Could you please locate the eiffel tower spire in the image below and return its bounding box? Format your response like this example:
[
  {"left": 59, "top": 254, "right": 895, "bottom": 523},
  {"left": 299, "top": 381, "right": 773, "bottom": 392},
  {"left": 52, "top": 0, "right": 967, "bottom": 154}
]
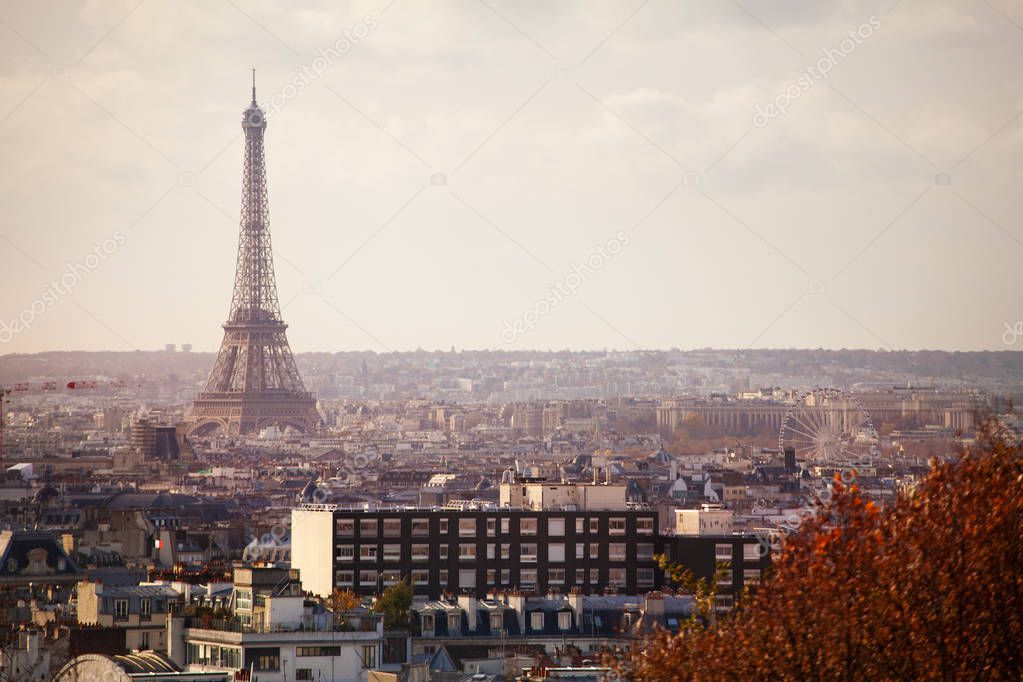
[{"left": 190, "top": 75, "right": 319, "bottom": 436}]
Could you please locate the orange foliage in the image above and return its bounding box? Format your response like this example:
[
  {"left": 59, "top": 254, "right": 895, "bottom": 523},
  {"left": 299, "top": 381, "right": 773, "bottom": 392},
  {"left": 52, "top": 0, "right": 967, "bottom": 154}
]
[{"left": 614, "top": 424, "right": 1023, "bottom": 680}]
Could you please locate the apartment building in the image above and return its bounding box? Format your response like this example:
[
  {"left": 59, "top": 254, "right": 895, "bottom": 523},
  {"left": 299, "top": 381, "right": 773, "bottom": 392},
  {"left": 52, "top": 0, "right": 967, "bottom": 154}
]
[
  {"left": 76, "top": 581, "right": 183, "bottom": 652},
  {"left": 167, "top": 569, "right": 386, "bottom": 682},
  {"left": 291, "top": 505, "right": 769, "bottom": 605}
]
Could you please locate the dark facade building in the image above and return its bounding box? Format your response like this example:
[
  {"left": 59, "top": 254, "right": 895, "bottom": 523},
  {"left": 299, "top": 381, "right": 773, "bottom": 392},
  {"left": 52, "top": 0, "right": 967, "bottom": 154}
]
[{"left": 291, "top": 506, "right": 768, "bottom": 606}]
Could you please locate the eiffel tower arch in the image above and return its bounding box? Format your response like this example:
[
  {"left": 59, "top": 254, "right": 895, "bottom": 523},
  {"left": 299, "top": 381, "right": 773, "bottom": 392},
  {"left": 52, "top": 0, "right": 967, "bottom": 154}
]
[{"left": 190, "top": 73, "right": 319, "bottom": 436}]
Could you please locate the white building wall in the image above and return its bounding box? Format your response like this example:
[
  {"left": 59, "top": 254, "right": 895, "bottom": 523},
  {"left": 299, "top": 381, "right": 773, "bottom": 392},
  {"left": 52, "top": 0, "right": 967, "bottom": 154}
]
[
  {"left": 675, "top": 509, "right": 734, "bottom": 536},
  {"left": 278, "top": 642, "right": 371, "bottom": 682},
  {"left": 290, "top": 508, "right": 335, "bottom": 598},
  {"left": 500, "top": 482, "right": 629, "bottom": 510}
]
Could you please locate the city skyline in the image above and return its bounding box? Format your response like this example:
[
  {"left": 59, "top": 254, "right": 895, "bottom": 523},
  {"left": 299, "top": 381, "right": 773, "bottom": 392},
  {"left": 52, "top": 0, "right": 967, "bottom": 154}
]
[{"left": 2, "top": 1, "right": 1022, "bottom": 354}]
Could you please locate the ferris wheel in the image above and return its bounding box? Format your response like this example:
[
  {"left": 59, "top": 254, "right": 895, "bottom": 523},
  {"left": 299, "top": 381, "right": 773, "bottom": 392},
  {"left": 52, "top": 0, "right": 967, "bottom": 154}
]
[{"left": 779, "top": 388, "right": 877, "bottom": 462}]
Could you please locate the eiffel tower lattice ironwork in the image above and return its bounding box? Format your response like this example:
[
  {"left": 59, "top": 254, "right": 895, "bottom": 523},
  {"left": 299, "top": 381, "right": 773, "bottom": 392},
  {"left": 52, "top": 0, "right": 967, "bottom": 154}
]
[{"left": 190, "top": 73, "right": 319, "bottom": 436}]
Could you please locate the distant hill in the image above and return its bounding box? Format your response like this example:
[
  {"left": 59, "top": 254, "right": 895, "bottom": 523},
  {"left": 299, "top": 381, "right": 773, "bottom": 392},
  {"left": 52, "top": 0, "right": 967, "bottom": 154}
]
[{"left": 1, "top": 349, "right": 1022, "bottom": 386}]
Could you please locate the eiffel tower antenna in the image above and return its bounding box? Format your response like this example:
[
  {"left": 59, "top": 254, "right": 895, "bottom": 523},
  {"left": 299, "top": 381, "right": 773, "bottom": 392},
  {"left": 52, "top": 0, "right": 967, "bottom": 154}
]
[{"left": 190, "top": 74, "right": 319, "bottom": 436}]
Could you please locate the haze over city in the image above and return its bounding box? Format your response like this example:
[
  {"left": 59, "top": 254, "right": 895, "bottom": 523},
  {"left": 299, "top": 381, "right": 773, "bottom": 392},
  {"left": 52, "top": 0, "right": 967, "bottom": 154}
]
[
  {"left": 1, "top": 3, "right": 1023, "bottom": 681},
  {"left": 2, "top": 0, "right": 1022, "bottom": 354}
]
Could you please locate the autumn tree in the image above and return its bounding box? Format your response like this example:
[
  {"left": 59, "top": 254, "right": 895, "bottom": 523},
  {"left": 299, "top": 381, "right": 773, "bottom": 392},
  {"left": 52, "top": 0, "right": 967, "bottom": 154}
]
[
  {"left": 616, "top": 424, "right": 1023, "bottom": 681},
  {"left": 325, "top": 587, "right": 361, "bottom": 628},
  {"left": 372, "top": 579, "right": 412, "bottom": 630}
]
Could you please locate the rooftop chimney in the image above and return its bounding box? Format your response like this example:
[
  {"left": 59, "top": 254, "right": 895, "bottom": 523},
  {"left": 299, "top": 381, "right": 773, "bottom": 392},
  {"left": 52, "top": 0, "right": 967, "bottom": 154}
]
[
  {"left": 784, "top": 447, "right": 797, "bottom": 473},
  {"left": 567, "top": 587, "right": 584, "bottom": 623},
  {"left": 457, "top": 594, "right": 477, "bottom": 632},
  {"left": 644, "top": 591, "right": 666, "bottom": 618}
]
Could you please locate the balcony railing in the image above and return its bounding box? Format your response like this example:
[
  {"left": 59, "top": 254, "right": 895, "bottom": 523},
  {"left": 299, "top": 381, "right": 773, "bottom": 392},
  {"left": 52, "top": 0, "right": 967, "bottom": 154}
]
[{"left": 183, "top": 615, "right": 382, "bottom": 634}]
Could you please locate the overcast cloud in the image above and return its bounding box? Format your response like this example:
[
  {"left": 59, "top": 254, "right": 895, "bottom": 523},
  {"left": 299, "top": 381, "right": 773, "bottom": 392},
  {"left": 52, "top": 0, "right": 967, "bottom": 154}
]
[{"left": 1, "top": 0, "right": 1022, "bottom": 354}]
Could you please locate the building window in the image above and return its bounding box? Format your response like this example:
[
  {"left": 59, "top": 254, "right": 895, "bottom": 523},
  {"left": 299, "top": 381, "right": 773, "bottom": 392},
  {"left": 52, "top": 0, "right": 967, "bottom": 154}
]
[
  {"left": 140, "top": 598, "right": 151, "bottom": 621},
  {"left": 439, "top": 545, "right": 449, "bottom": 560},
  {"left": 520, "top": 544, "right": 537, "bottom": 562},
  {"left": 744, "top": 569, "right": 761, "bottom": 585},
  {"left": 412, "top": 518, "right": 430, "bottom": 536},
  {"left": 637, "top": 568, "right": 655, "bottom": 586},
  {"left": 486, "top": 518, "right": 497, "bottom": 536},
  {"left": 548, "top": 517, "right": 565, "bottom": 536},
  {"left": 114, "top": 599, "right": 128, "bottom": 621},
  {"left": 337, "top": 519, "right": 355, "bottom": 536},
  {"left": 609, "top": 518, "right": 626, "bottom": 535},
  {"left": 297, "top": 646, "right": 341, "bottom": 657},
  {"left": 411, "top": 544, "right": 429, "bottom": 562},
  {"left": 439, "top": 519, "right": 449, "bottom": 534},
  {"left": 412, "top": 570, "right": 429, "bottom": 586},
  {"left": 338, "top": 545, "right": 355, "bottom": 562},
  {"left": 485, "top": 543, "right": 495, "bottom": 559},
  {"left": 361, "top": 645, "right": 377, "bottom": 669},
  {"left": 383, "top": 544, "right": 401, "bottom": 561},
  {"left": 359, "top": 570, "right": 378, "bottom": 585},
  {"left": 140, "top": 631, "right": 150, "bottom": 649},
  {"left": 609, "top": 544, "right": 626, "bottom": 561},
  {"left": 575, "top": 543, "right": 584, "bottom": 559},
  {"left": 548, "top": 543, "right": 565, "bottom": 563},
  {"left": 459, "top": 569, "right": 476, "bottom": 588},
  {"left": 589, "top": 518, "right": 600, "bottom": 534},
  {"left": 637, "top": 517, "right": 654, "bottom": 534},
  {"left": 530, "top": 612, "right": 544, "bottom": 631},
  {"left": 575, "top": 568, "right": 586, "bottom": 584},
  {"left": 337, "top": 571, "right": 354, "bottom": 585},
  {"left": 520, "top": 518, "right": 538, "bottom": 535},
  {"left": 421, "top": 614, "right": 435, "bottom": 631},
  {"left": 383, "top": 518, "right": 402, "bottom": 537},
  {"left": 575, "top": 518, "right": 585, "bottom": 534},
  {"left": 589, "top": 568, "right": 599, "bottom": 584},
  {"left": 501, "top": 569, "right": 510, "bottom": 584},
  {"left": 448, "top": 613, "right": 461, "bottom": 632},
  {"left": 520, "top": 569, "right": 537, "bottom": 587},
  {"left": 360, "top": 545, "right": 378, "bottom": 560},
  {"left": 382, "top": 570, "right": 401, "bottom": 586},
  {"left": 589, "top": 543, "right": 600, "bottom": 559},
  {"left": 296, "top": 669, "right": 313, "bottom": 680},
  {"left": 636, "top": 543, "right": 654, "bottom": 560},
  {"left": 558, "top": 611, "right": 572, "bottom": 630},
  {"left": 250, "top": 648, "right": 281, "bottom": 672},
  {"left": 360, "top": 519, "right": 378, "bottom": 537},
  {"left": 500, "top": 518, "right": 510, "bottom": 534},
  {"left": 486, "top": 569, "right": 496, "bottom": 586},
  {"left": 500, "top": 544, "right": 510, "bottom": 559},
  {"left": 608, "top": 568, "right": 626, "bottom": 586},
  {"left": 743, "top": 543, "right": 762, "bottom": 561},
  {"left": 491, "top": 613, "right": 503, "bottom": 631},
  {"left": 548, "top": 568, "right": 565, "bottom": 584},
  {"left": 459, "top": 544, "right": 476, "bottom": 560},
  {"left": 439, "top": 570, "right": 448, "bottom": 585},
  {"left": 715, "top": 543, "right": 733, "bottom": 561},
  {"left": 458, "top": 519, "right": 476, "bottom": 536}
]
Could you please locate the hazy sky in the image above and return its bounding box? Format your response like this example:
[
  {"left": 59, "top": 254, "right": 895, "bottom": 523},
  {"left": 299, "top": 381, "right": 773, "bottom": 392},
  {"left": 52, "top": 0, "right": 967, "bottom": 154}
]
[{"left": 1, "top": 0, "right": 1022, "bottom": 355}]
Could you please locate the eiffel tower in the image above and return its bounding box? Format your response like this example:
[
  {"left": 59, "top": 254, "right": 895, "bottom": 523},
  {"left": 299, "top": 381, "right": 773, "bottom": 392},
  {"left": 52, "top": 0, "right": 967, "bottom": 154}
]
[{"left": 190, "top": 73, "right": 319, "bottom": 436}]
